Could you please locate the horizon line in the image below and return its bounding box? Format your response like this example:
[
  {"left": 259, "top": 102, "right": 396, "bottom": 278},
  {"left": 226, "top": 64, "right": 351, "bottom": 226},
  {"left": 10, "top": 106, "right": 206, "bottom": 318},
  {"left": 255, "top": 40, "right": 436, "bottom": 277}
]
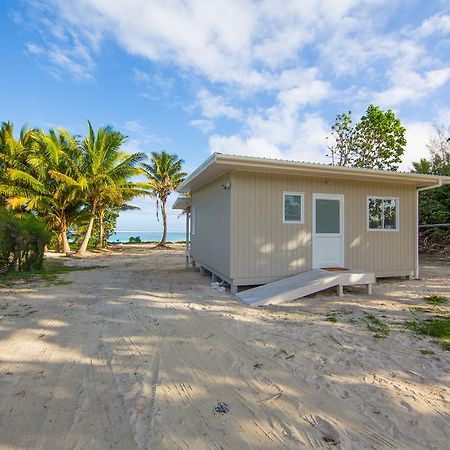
[{"left": 114, "top": 230, "right": 185, "bottom": 233}]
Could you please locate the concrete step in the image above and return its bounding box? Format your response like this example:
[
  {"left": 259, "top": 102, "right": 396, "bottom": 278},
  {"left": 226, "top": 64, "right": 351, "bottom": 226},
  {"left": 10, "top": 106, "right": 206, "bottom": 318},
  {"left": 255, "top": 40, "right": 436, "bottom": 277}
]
[{"left": 237, "top": 269, "right": 375, "bottom": 306}]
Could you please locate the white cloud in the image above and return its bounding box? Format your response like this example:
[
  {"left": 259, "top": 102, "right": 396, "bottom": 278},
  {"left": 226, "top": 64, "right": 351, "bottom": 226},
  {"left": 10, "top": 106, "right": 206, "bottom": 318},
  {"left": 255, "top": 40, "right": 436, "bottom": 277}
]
[
  {"left": 284, "top": 115, "right": 330, "bottom": 163},
  {"left": 25, "top": 43, "right": 44, "bottom": 55},
  {"left": 25, "top": 1, "right": 450, "bottom": 102},
  {"left": 374, "top": 67, "right": 450, "bottom": 106},
  {"left": 196, "top": 89, "right": 242, "bottom": 120},
  {"left": 417, "top": 14, "right": 450, "bottom": 37},
  {"left": 277, "top": 69, "right": 331, "bottom": 111},
  {"left": 209, "top": 134, "right": 283, "bottom": 159},
  {"left": 21, "top": 0, "right": 450, "bottom": 170},
  {"left": 190, "top": 119, "right": 215, "bottom": 133},
  {"left": 28, "top": 0, "right": 379, "bottom": 89},
  {"left": 132, "top": 68, "right": 174, "bottom": 99},
  {"left": 25, "top": 34, "right": 95, "bottom": 81},
  {"left": 124, "top": 120, "right": 145, "bottom": 133},
  {"left": 401, "top": 121, "right": 434, "bottom": 171},
  {"left": 122, "top": 121, "right": 170, "bottom": 154},
  {"left": 209, "top": 107, "right": 330, "bottom": 164},
  {"left": 436, "top": 107, "right": 450, "bottom": 124}
]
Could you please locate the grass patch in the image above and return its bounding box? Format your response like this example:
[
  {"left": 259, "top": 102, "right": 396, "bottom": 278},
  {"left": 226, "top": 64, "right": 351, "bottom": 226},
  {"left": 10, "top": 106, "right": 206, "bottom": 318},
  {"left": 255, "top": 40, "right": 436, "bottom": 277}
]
[
  {"left": 405, "top": 318, "right": 450, "bottom": 339},
  {"left": 54, "top": 280, "right": 73, "bottom": 286},
  {"left": 405, "top": 317, "right": 450, "bottom": 351},
  {"left": 419, "top": 349, "right": 435, "bottom": 355},
  {"left": 325, "top": 315, "right": 338, "bottom": 323},
  {"left": 364, "top": 313, "right": 390, "bottom": 337},
  {"left": 409, "top": 306, "right": 435, "bottom": 313},
  {"left": 0, "top": 261, "right": 106, "bottom": 287},
  {"left": 424, "top": 295, "right": 449, "bottom": 305}
]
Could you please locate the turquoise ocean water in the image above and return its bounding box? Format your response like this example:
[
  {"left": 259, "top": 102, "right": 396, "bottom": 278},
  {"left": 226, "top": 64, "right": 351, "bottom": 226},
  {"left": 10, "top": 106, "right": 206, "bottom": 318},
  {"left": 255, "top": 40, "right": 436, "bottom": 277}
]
[{"left": 108, "top": 231, "right": 186, "bottom": 243}]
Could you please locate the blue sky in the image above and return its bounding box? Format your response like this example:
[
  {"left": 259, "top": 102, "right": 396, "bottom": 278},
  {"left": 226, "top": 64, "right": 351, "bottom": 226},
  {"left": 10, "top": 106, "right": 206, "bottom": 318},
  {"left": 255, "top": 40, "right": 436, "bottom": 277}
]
[{"left": 1, "top": 0, "right": 450, "bottom": 232}]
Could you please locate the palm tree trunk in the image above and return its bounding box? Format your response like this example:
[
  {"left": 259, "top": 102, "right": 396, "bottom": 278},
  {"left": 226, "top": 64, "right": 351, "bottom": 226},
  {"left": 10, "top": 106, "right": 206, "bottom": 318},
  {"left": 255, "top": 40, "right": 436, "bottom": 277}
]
[
  {"left": 62, "top": 232, "right": 70, "bottom": 254},
  {"left": 59, "top": 217, "right": 71, "bottom": 254},
  {"left": 160, "top": 200, "right": 167, "bottom": 245},
  {"left": 77, "top": 214, "right": 95, "bottom": 256},
  {"left": 96, "top": 210, "right": 105, "bottom": 249}
]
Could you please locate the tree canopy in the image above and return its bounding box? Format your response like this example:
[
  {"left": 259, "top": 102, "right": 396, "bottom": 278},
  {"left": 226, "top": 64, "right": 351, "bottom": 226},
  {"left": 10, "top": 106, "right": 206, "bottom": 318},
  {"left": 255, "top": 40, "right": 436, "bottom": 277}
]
[
  {"left": 412, "top": 125, "right": 450, "bottom": 225},
  {"left": 0, "top": 120, "right": 149, "bottom": 258},
  {"left": 327, "top": 105, "right": 406, "bottom": 171}
]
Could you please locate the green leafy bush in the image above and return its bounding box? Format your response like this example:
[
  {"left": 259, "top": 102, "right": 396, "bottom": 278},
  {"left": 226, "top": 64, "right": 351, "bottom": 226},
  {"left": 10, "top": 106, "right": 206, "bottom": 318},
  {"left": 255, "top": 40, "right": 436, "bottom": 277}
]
[
  {"left": 0, "top": 208, "right": 50, "bottom": 272},
  {"left": 128, "top": 236, "right": 142, "bottom": 243}
]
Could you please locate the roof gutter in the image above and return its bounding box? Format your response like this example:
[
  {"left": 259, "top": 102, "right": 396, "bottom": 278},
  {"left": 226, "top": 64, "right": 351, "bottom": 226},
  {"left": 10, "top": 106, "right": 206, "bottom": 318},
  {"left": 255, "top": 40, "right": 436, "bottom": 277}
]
[
  {"left": 415, "top": 178, "right": 443, "bottom": 279},
  {"left": 417, "top": 178, "right": 443, "bottom": 192}
]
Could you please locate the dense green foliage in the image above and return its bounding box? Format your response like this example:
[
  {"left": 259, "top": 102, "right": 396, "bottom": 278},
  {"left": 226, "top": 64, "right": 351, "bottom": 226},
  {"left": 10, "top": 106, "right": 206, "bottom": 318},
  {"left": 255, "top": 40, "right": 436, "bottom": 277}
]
[
  {"left": 0, "top": 121, "right": 149, "bottom": 256},
  {"left": 412, "top": 126, "right": 450, "bottom": 253},
  {"left": 141, "top": 152, "right": 187, "bottom": 245},
  {"left": 327, "top": 105, "right": 406, "bottom": 170},
  {"left": 0, "top": 208, "right": 49, "bottom": 272},
  {"left": 412, "top": 126, "right": 450, "bottom": 225}
]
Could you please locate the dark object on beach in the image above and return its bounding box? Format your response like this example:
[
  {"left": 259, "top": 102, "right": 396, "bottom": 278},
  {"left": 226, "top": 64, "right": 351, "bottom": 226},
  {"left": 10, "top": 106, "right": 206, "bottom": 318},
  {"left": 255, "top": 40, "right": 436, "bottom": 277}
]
[{"left": 213, "top": 401, "right": 230, "bottom": 415}]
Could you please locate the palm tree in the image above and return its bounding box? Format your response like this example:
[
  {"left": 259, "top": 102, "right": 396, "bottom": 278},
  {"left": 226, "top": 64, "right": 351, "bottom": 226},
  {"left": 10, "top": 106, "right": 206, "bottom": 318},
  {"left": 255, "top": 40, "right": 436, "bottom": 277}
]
[
  {"left": 1, "top": 121, "right": 149, "bottom": 256},
  {"left": 73, "top": 122, "right": 147, "bottom": 256},
  {"left": 141, "top": 151, "right": 186, "bottom": 246},
  {"left": 0, "top": 122, "right": 40, "bottom": 207},
  {"left": 94, "top": 181, "right": 148, "bottom": 249},
  {"left": 35, "top": 129, "right": 84, "bottom": 253},
  {"left": 0, "top": 126, "right": 84, "bottom": 253}
]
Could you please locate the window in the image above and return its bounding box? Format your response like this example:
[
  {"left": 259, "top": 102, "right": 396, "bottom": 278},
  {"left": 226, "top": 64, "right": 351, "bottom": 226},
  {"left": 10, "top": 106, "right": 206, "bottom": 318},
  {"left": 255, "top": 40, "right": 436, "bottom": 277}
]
[
  {"left": 367, "top": 197, "right": 399, "bottom": 231},
  {"left": 283, "top": 192, "right": 304, "bottom": 223},
  {"left": 315, "top": 198, "right": 340, "bottom": 234},
  {"left": 190, "top": 205, "right": 196, "bottom": 235}
]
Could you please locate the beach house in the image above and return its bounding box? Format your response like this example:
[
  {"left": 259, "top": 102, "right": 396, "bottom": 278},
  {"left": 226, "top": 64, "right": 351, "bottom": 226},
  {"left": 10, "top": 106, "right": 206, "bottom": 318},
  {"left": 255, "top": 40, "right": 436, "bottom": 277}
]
[{"left": 174, "top": 153, "right": 450, "bottom": 294}]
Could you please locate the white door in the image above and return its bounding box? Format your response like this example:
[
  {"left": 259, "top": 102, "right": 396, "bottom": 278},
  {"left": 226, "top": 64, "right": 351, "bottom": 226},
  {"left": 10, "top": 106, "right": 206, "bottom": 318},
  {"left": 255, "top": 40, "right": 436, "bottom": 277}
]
[{"left": 312, "top": 194, "right": 344, "bottom": 269}]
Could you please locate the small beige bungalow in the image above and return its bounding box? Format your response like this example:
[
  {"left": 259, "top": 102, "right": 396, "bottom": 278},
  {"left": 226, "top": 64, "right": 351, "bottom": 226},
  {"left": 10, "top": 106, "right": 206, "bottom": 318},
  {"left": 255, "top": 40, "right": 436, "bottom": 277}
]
[{"left": 174, "top": 153, "right": 449, "bottom": 293}]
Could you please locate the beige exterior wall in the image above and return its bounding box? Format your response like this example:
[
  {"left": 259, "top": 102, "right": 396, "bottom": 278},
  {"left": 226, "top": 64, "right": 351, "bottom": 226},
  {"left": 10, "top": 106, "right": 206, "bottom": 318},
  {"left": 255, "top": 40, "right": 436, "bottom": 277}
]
[
  {"left": 190, "top": 174, "right": 231, "bottom": 280},
  {"left": 230, "top": 171, "right": 417, "bottom": 284}
]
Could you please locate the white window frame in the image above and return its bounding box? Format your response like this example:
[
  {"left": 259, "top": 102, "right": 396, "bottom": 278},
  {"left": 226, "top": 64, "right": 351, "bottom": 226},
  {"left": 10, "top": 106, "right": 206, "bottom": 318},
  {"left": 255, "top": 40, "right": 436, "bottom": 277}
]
[
  {"left": 367, "top": 196, "right": 399, "bottom": 232},
  {"left": 190, "top": 205, "right": 196, "bottom": 235},
  {"left": 282, "top": 191, "right": 305, "bottom": 224}
]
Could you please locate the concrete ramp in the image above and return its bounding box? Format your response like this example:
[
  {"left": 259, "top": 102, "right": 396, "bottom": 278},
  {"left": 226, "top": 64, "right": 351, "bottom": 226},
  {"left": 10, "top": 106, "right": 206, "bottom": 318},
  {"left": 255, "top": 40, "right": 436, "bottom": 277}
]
[{"left": 237, "top": 269, "right": 376, "bottom": 306}]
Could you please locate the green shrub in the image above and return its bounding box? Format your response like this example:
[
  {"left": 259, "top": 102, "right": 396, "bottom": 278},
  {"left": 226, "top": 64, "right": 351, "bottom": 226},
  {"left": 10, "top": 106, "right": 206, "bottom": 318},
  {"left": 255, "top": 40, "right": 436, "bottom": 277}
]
[
  {"left": 0, "top": 208, "right": 50, "bottom": 272},
  {"left": 128, "top": 236, "right": 142, "bottom": 243}
]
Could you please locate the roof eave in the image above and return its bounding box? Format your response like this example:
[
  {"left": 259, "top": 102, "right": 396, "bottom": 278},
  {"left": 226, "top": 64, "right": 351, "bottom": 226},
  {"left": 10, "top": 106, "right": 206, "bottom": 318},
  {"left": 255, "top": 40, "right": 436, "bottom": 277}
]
[
  {"left": 176, "top": 153, "right": 217, "bottom": 193},
  {"left": 179, "top": 153, "right": 450, "bottom": 192}
]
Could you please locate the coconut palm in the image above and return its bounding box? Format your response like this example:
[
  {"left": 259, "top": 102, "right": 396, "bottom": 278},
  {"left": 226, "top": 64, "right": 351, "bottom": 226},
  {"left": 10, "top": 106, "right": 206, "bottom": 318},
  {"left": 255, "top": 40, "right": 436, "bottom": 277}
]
[
  {"left": 1, "top": 121, "right": 148, "bottom": 256},
  {"left": 140, "top": 151, "right": 186, "bottom": 246},
  {"left": 33, "top": 129, "right": 84, "bottom": 252},
  {"left": 71, "top": 122, "right": 147, "bottom": 255},
  {"left": 0, "top": 126, "right": 84, "bottom": 253},
  {"left": 94, "top": 181, "right": 148, "bottom": 248},
  {"left": 0, "top": 122, "right": 40, "bottom": 207}
]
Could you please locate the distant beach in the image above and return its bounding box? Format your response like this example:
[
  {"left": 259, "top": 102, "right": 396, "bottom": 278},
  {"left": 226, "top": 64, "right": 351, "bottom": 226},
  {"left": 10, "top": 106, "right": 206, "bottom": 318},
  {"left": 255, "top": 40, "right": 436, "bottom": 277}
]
[{"left": 108, "top": 231, "right": 186, "bottom": 243}]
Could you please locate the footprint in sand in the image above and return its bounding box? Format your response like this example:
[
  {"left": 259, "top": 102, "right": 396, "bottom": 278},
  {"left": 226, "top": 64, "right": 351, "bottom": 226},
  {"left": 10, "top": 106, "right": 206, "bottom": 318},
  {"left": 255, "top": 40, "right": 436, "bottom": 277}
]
[
  {"left": 400, "top": 400, "right": 412, "bottom": 412},
  {"left": 305, "top": 415, "right": 341, "bottom": 446}
]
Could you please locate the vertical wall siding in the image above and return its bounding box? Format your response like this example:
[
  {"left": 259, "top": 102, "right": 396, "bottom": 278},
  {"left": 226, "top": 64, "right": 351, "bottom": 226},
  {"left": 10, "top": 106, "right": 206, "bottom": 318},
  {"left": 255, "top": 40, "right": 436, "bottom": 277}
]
[
  {"left": 231, "top": 171, "right": 416, "bottom": 281},
  {"left": 191, "top": 174, "right": 231, "bottom": 278}
]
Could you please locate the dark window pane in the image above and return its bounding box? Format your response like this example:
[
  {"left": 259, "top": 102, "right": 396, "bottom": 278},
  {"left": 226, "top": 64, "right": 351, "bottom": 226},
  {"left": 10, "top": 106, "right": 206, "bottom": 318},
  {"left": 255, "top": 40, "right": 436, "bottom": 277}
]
[
  {"left": 284, "top": 194, "right": 302, "bottom": 222},
  {"left": 369, "top": 198, "right": 383, "bottom": 229},
  {"left": 383, "top": 199, "right": 397, "bottom": 229},
  {"left": 316, "top": 199, "right": 340, "bottom": 233}
]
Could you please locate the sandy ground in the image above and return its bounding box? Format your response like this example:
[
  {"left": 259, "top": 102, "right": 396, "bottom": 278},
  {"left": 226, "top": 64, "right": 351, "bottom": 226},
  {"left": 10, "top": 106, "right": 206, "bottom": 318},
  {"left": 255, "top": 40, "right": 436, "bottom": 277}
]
[{"left": 0, "top": 245, "right": 449, "bottom": 449}]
